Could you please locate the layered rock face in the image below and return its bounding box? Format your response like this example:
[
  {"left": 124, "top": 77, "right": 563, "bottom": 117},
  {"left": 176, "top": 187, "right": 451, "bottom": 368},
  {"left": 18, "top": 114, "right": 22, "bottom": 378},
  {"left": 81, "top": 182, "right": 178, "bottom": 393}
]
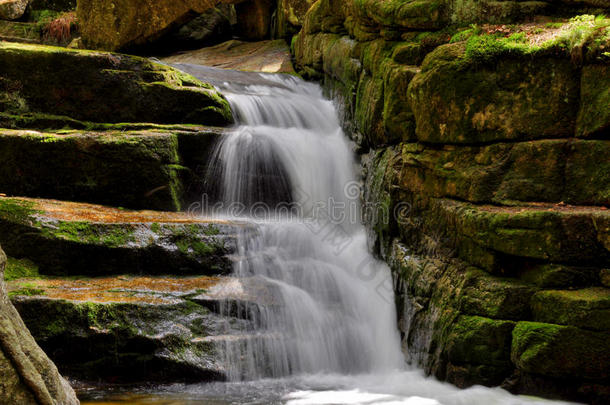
[
  {"left": 0, "top": 198, "right": 246, "bottom": 383},
  {"left": 0, "top": 245, "right": 80, "bottom": 404},
  {"left": 0, "top": 42, "right": 232, "bottom": 126},
  {"left": 292, "top": 1, "right": 609, "bottom": 403}
]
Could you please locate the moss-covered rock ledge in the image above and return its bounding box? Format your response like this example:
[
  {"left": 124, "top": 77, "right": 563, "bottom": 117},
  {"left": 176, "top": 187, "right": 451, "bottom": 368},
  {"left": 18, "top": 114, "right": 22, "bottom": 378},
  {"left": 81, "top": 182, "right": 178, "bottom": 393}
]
[
  {"left": 7, "top": 277, "right": 230, "bottom": 383},
  {"left": 0, "top": 42, "right": 233, "bottom": 126},
  {"left": 0, "top": 197, "right": 238, "bottom": 276},
  {"left": 0, "top": 127, "right": 226, "bottom": 211}
]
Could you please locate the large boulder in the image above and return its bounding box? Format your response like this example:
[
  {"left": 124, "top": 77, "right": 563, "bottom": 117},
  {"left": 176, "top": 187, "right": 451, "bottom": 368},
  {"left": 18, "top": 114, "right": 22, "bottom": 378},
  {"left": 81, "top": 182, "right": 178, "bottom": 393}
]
[
  {"left": 77, "top": 0, "right": 225, "bottom": 51},
  {"left": 408, "top": 43, "right": 580, "bottom": 144},
  {"left": 0, "top": 245, "right": 80, "bottom": 405},
  {"left": 0, "top": 42, "right": 232, "bottom": 126},
  {"left": 0, "top": 0, "right": 29, "bottom": 21}
]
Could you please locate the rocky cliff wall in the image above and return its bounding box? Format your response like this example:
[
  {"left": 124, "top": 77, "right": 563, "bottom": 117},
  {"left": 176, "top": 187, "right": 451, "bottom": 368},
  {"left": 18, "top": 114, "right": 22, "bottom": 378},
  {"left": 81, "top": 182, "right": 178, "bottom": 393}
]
[{"left": 292, "top": 1, "right": 610, "bottom": 403}]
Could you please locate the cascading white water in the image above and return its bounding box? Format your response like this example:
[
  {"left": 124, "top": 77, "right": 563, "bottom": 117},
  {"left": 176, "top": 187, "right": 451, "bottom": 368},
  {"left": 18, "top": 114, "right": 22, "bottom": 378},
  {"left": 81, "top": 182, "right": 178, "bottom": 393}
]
[
  {"left": 169, "top": 64, "right": 571, "bottom": 404},
  {"left": 175, "top": 64, "right": 404, "bottom": 380}
]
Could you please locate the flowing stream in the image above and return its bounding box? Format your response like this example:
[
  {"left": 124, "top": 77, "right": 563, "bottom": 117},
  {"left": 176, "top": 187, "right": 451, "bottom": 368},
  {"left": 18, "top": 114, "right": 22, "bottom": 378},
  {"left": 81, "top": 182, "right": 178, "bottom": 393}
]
[{"left": 83, "top": 65, "right": 571, "bottom": 404}]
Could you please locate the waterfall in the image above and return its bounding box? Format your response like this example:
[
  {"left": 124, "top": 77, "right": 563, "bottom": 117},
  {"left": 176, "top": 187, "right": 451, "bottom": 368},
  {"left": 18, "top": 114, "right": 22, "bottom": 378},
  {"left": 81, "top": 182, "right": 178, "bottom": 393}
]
[
  {"left": 173, "top": 64, "right": 405, "bottom": 380},
  {"left": 163, "top": 64, "right": 570, "bottom": 405}
]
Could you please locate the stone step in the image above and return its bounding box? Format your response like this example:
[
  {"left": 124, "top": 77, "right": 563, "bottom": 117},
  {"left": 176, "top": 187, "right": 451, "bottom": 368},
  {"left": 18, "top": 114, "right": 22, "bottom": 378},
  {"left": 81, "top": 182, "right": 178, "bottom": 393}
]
[
  {"left": 0, "top": 127, "right": 226, "bottom": 211},
  {"left": 413, "top": 198, "right": 610, "bottom": 275},
  {"left": 9, "top": 290, "right": 228, "bottom": 383},
  {"left": 5, "top": 272, "right": 289, "bottom": 383},
  {"left": 0, "top": 196, "right": 242, "bottom": 276}
]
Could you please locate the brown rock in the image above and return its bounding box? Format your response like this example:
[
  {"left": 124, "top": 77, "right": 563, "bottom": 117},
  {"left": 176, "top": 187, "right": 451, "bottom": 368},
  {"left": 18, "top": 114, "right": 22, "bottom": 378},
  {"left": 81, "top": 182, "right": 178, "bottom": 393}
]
[
  {"left": 234, "top": 0, "right": 274, "bottom": 40},
  {"left": 77, "top": 0, "right": 235, "bottom": 51},
  {"left": 162, "top": 39, "right": 295, "bottom": 74},
  {"left": 0, "top": 0, "right": 29, "bottom": 20}
]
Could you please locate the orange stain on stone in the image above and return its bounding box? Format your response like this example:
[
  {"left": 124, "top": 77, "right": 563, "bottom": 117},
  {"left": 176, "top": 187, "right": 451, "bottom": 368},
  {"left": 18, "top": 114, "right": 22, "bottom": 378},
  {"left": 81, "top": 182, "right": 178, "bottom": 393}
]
[
  {"left": 8, "top": 275, "right": 221, "bottom": 304},
  {"left": 3, "top": 196, "right": 231, "bottom": 224}
]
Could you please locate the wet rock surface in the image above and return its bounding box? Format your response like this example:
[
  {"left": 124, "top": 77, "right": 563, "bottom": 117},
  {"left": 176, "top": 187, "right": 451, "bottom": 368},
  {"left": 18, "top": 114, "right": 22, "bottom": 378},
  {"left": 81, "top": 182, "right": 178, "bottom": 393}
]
[
  {"left": 0, "top": 197, "right": 261, "bottom": 384},
  {"left": 162, "top": 39, "right": 296, "bottom": 74}
]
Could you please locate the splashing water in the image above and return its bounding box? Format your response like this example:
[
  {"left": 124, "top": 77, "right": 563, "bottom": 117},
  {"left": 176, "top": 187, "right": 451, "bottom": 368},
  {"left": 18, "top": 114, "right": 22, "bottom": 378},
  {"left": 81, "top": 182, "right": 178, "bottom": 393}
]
[{"left": 167, "top": 64, "right": 573, "bottom": 405}]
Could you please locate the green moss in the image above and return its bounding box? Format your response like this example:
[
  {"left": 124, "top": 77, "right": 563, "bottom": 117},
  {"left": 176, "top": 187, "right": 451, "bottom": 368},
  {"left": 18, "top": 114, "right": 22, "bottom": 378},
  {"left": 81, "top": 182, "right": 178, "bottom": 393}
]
[
  {"left": 40, "top": 221, "right": 136, "bottom": 248},
  {"left": 8, "top": 283, "right": 45, "bottom": 297},
  {"left": 511, "top": 321, "right": 610, "bottom": 379},
  {"left": 0, "top": 199, "right": 37, "bottom": 224},
  {"left": 4, "top": 257, "right": 40, "bottom": 281},
  {"left": 445, "top": 315, "right": 515, "bottom": 366},
  {"left": 459, "top": 15, "right": 610, "bottom": 65},
  {"left": 531, "top": 288, "right": 610, "bottom": 331},
  {"left": 0, "top": 42, "right": 233, "bottom": 126}
]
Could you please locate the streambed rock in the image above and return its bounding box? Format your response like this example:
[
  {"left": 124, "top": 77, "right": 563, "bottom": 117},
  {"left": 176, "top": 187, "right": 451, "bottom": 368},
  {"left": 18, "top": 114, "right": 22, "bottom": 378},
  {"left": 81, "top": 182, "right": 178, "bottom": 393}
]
[{"left": 162, "top": 39, "right": 296, "bottom": 74}]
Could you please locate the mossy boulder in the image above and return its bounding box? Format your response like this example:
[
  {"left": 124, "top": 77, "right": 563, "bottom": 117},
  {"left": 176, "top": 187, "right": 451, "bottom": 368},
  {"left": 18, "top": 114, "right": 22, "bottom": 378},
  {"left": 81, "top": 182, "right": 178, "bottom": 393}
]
[
  {"left": 531, "top": 288, "right": 610, "bottom": 330},
  {"left": 511, "top": 321, "right": 610, "bottom": 380},
  {"left": 408, "top": 43, "right": 580, "bottom": 144},
  {"left": 351, "top": 0, "right": 450, "bottom": 31},
  {"left": 383, "top": 63, "right": 418, "bottom": 143},
  {"left": 458, "top": 268, "right": 536, "bottom": 320},
  {"left": 399, "top": 139, "right": 610, "bottom": 206},
  {"left": 0, "top": 245, "right": 79, "bottom": 405},
  {"left": 0, "top": 42, "right": 232, "bottom": 126},
  {"left": 276, "top": 0, "right": 317, "bottom": 38},
  {"left": 444, "top": 315, "right": 515, "bottom": 386},
  {"left": 445, "top": 315, "right": 515, "bottom": 366},
  {"left": 435, "top": 199, "right": 610, "bottom": 269},
  {"left": 77, "top": 0, "right": 221, "bottom": 51},
  {"left": 11, "top": 295, "right": 225, "bottom": 382},
  {"left": 519, "top": 264, "right": 600, "bottom": 289}
]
